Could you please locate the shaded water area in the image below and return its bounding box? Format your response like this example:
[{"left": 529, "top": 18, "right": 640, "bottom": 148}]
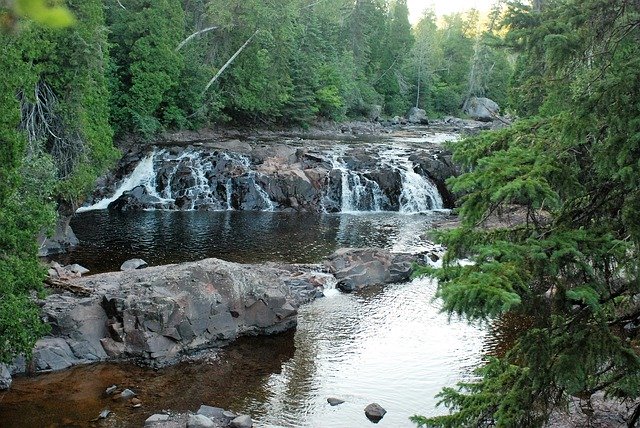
[{"left": 53, "top": 210, "right": 449, "bottom": 273}]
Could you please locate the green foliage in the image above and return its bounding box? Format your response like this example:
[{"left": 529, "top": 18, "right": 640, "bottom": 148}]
[{"left": 414, "top": 0, "right": 640, "bottom": 425}]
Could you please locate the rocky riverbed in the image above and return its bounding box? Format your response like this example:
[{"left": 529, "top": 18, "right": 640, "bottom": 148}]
[{"left": 1, "top": 247, "right": 433, "bottom": 391}]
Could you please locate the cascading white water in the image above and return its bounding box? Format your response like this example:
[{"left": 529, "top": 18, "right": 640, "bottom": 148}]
[
  {"left": 78, "top": 144, "right": 445, "bottom": 214},
  {"left": 380, "top": 148, "right": 443, "bottom": 212},
  {"left": 76, "top": 152, "right": 161, "bottom": 212},
  {"left": 327, "top": 146, "right": 444, "bottom": 213},
  {"left": 331, "top": 150, "right": 385, "bottom": 212}
]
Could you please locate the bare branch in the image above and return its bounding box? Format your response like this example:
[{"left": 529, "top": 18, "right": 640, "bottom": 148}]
[
  {"left": 202, "top": 30, "right": 258, "bottom": 95},
  {"left": 175, "top": 26, "right": 218, "bottom": 51}
]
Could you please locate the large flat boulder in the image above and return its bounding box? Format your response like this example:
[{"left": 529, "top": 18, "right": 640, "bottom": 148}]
[
  {"left": 35, "top": 258, "right": 321, "bottom": 370},
  {"left": 463, "top": 97, "right": 500, "bottom": 122}
]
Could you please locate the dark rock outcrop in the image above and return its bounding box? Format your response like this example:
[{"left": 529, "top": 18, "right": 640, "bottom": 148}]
[
  {"left": 0, "top": 364, "right": 11, "bottom": 390},
  {"left": 324, "top": 248, "right": 414, "bottom": 292},
  {"left": 364, "top": 403, "right": 387, "bottom": 422}
]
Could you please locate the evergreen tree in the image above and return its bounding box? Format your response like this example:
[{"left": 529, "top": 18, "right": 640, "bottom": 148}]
[{"left": 413, "top": 0, "right": 640, "bottom": 426}]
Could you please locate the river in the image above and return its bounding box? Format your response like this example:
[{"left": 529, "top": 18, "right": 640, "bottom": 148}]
[{"left": 1, "top": 129, "right": 493, "bottom": 427}]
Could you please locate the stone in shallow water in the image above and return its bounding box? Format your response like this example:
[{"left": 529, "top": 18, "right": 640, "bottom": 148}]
[
  {"left": 187, "top": 413, "right": 215, "bottom": 428},
  {"left": 120, "top": 258, "right": 148, "bottom": 271},
  {"left": 327, "top": 397, "right": 345, "bottom": 406},
  {"left": 364, "top": 403, "right": 387, "bottom": 422},
  {"left": 230, "top": 414, "right": 253, "bottom": 428}
]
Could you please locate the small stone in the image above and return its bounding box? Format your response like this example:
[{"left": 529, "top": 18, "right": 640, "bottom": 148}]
[
  {"left": 327, "top": 397, "right": 345, "bottom": 406},
  {"left": 105, "top": 385, "right": 117, "bottom": 395},
  {"left": 98, "top": 409, "right": 111, "bottom": 420},
  {"left": 364, "top": 403, "right": 387, "bottom": 422},
  {"left": 67, "top": 264, "right": 90, "bottom": 275},
  {"left": 132, "top": 403, "right": 142, "bottom": 409},
  {"left": 145, "top": 414, "right": 170, "bottom": 425},
  {"left": 120, "top": 258, "right": 148, "bottom": 271},
  {"left": 230, "top": 414, "right": 253, "bottom": 428},
  {"left": 119, "top": 388, "right": 136, "bottom": 399},
  {"left": 187, "top": 414, "right": 215, "bottom": 428},
  {"left": 222, "top": 411, "right": 236, "bottom": 419},
  {"left": 131, "top": 397, "right": 142, "bottom": 405}
]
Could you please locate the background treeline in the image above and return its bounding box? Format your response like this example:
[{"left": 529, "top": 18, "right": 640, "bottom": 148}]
[{"left": 104, "top": 0, "right": 512, "bottom": 136}]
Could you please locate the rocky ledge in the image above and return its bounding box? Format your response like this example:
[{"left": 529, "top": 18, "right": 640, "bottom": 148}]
[{"left": 1, "top": 247, "right": 436, "bottom": 389}]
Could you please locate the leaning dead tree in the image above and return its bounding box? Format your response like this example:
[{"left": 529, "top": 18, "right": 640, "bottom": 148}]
[
  {"left": 202, "top": 30, "right": 258, "bottom": 95},
  {"left": 19, "top": 81, "right": 84, "bottom": 179},
  {"left": 175, "top": 26, "right": 218, "bottom": 51}
]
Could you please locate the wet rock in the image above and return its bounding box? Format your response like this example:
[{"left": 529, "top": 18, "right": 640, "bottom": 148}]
[
  {"left": 327, "top": 397, "right": 345, "bottom": 406},
  {"left": 120, "top": 258, "right": 148, "bottom": 271},
  {"left": 30, "top": 258, "right": 310, "bottom": 370},
  {"left": 0, "top": 364, "right": 11, "bottom": 390},
  {"left": 230, "top": 414, "right": 253, "bottom": 428},
  {"left": 108, "top": 185, "right": 163, "bottom": 211},
  {"left": 131, "top": 397, "right": 142, "bottom": 406},
  {"left": 325, "top": 248, "right": 414, "bottom": 292},
  {"left": 37, "top": 215, "right": 79, "bottom": 257},
  {"left": 407, "top": 107, "right": 429, "bottom": 124},
  {"left": 364, "top": 403, "right": 387, "bottom": 422},
  {"left": 196, "top": 405, "right": 233, "bottom": 426},
  {"left": 463, "top": 97, "right": 500, "bottom": 122},
  {"left": 105, "top": 385, "right": 117, "bottom": 395},
  {"left": 187, "top": 414, "right": 215, "bottom": 428}
]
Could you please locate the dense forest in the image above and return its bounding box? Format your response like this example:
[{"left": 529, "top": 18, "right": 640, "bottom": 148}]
[{"left": 1, "top": 0, "right": 639, "bottom": 426}]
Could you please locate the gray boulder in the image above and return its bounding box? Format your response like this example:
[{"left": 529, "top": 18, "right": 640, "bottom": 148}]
[
  {"left": 324, "top": 248, "right": 414, "bottom": 292},
  {"left": 187, "top": 414, "right": 215, "bottom": 428},
  {"left": 407, "top": 107, "right": 429, "bottom": 124},
  {"left": 327, "top": 397, "right": 345, "bottom": 406},
  {"left": 364, "top": 403, "right": 387, "bottom": 422},
  {"left": 230, "top": 415, "right": 253, "bottom": 428},
  {"left": 32, "top": 258, "right": 311, "bottom": 370},
  {"left": 0, "top": 364, "right": 11, "bottom": 390},
  {"left": 197, "top": 405, "right": 234, "bottom": 426},
  {"left": 120, "top": 258, "right": 148, "bottom": 271},
  {"left": 37, "top": 215, "right": 79, "bottom": 257},
  {"left": 463, "top": 97, "right": 500, "bottom": 122}
]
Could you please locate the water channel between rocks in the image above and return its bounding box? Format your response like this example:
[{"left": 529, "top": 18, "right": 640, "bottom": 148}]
[{"left": 1, "top": 130, "right": 497, "bottom": 427}]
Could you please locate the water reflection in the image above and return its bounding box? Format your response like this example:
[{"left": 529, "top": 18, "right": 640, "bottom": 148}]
[{"left": 53, "top": 211, "right": 447, "bottom": 273}]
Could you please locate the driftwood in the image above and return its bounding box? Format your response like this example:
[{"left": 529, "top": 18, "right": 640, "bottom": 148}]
[
  {"left": 176, "top": 26, "right": 218, "bottom": 51},
  {"left": 202, "top": 30, "right": 258, "bottom": 95},
  {"left": 45, "top": 277, "right": 92, "bottom": 297}
]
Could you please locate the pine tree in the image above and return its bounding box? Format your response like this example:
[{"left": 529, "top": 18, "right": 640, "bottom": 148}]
[{"left": 413, "top": 0, "right": 640, "bottom": 426}]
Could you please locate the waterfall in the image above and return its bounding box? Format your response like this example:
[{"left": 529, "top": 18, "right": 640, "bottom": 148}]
[
  {"left": 331, "top": 150, "right": 385, "bottom": 213},
  {"left": 76, "top": 152, "right": 160, "bottom": 213},
  {"left": 380, "top": 148, "right": 443, "bottom": 212},
  {"left": 328, "top": 146, "right": 443, "bottom": 213},
  {"left": 78, "top": 143, "right": 447, "bottom": 214}
]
